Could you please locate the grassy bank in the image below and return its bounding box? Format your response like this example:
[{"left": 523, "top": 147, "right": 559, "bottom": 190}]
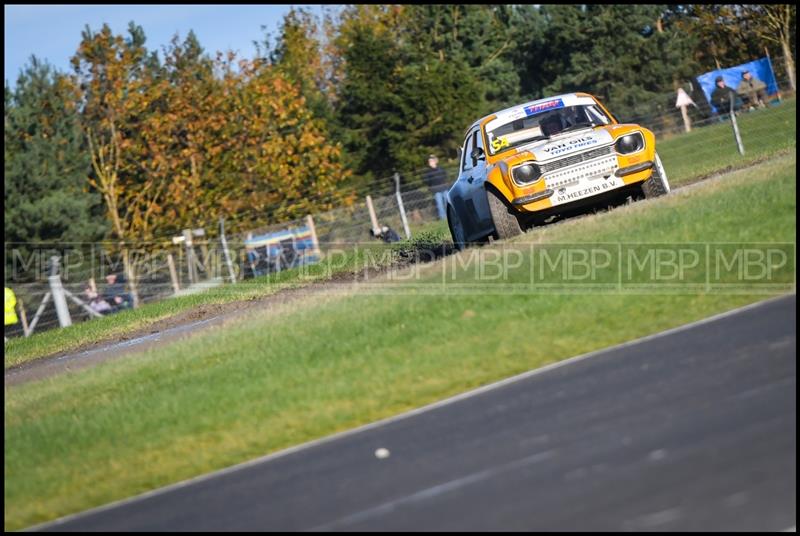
[
  {"left": 5, "top": 153, "right": 795, "bottom": 530},
  {"left": 4, "top": 98, "right": 795, "bottom": 367},
  {"left": 659, "top": 98, "right": 795, "bottom": 187}
]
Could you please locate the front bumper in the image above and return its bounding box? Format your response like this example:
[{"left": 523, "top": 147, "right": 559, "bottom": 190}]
[{"left": 511, "top": 155, "right": 654, "bottom": 211}]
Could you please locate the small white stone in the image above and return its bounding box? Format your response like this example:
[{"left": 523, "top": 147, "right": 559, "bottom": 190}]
[{"left": 375, "top": 447, "right": 390, "bottom": 459}]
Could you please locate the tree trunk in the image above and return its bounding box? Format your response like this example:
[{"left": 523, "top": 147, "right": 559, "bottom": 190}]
[
  {"left": 781, "top": 38, "right": 796, "bottom": 91},
  {"left": 122, "top": 246, "right": 140, "bottom": 308}
]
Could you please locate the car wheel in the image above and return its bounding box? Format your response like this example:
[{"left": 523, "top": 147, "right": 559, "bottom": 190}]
[
  {"left": 642, "top": 152, "right": 671, "bottom": 199},
  {"left": 447, "top": 206, "right": 467, "bottom": 251},
  {"left": 487, "top": 188, "right": 523, "bottom": 240}
]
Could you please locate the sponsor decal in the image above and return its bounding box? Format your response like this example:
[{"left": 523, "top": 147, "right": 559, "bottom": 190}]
[
  {"left": 542, "top": 135, "right": 599, "bottom": 156},
  {"left": 554, "top": 177, "right": 622, "bottom": 205},
  {"left": 524, "top": 98, "right": 564, "bottom": 116}
]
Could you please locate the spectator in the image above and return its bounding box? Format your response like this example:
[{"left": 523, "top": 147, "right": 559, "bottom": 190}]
[
  {"left": 85, "top": 286, "right": 113, "bottom": 315},
  {"left": 423, "top": 154, "right": 449, "bottom": 220},
  {"left": 710, "top": 76, "right": 741, "bottom": 116},
  {"left": 736, "top": 70, "right": 767, "bottom": 111},
  {"left": 370, "top": 225, "right": 401, "bottom": 243},
  {"left": 103, "top": 273, "right": 132, "bottom": 312},
  {"left": 5, "top": 287, "right": 19, "bottom": 342}
]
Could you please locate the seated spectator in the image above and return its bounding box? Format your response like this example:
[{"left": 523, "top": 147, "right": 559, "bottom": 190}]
[
  {"left": 736, "top": 70, "right": 767, "bottom": 110},
  {"left": 710, "top": 76, "right": 742, "bottom": 116},
  {"left": 103, "top": 273, "right": 132, "bottom": 311},
  {"left": 370, "top": 225, "right": 401, "bottom": 243},
  {"left": 85, "top": 287, "right": 113, "bottom": 315}
]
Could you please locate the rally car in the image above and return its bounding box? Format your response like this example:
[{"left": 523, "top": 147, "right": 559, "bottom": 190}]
[{"left": 446, "top": 93, "right": 670, "bottom": 249}]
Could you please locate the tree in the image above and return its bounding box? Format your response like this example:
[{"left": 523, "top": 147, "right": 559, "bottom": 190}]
[
  {"left": 331, "top": 5, "right": 508, "bottom": 184},
  {"left": 265, "top": 8, "right": 333, "bottom": 121},
  {"left": 397, "top": 5, "right": 521, "bottom": 110},
  {"left": 146, "top": 31, "right": 225, "bottom": 232},
  {"left": 332, "top": 10, "right": 404, "bottom": 182},
  {"left": 72, "top": 22, "right": 169, "bottom": 305},
  {"left": 530, "top": 5, "right": 698, "bottom": 121},
  {"left": 210, "top": 57, "right": 352, "bottom": 227},
  {"left": 4, "top": 57, "right": 107, "bottom": 262},
  {"left": 746, "top": 5, "right": 795, "bottom": 90}
]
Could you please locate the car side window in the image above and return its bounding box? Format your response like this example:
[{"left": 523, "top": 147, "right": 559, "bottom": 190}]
[
  {"left": 473, "top": 129, "right": 485, "bottom": 167},
  {"left": 462, "top": 130, "right": 476, "bottom": 172}
]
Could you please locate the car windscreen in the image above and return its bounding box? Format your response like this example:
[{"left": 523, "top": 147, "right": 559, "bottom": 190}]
[{"left": 485, "top": 104, "right": 612, "bottom": 156}]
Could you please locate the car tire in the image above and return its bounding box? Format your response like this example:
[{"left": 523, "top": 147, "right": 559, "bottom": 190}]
[
  {"left": 642, "top": 152, "right": 671, "bottom": 199},
  {"left": 487, "top": 188, "right": 523, "bottom": 240},
  {"left": 447, "top": 206, "right": 467, "bottom": 251}
]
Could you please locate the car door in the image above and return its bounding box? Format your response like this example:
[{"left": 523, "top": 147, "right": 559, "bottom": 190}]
[
  {"left": 448, "top": 130, "right": 477, "bottom": 234},
  {"left": 449, "top": 127, "right": 495, "bottom": 241},
  {"left": 463, "top": 127, "right": 494, "bottom": 238}
]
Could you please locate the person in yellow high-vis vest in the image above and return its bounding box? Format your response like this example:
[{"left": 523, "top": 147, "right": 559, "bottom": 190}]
[
  {"left": 5, "top": 287, "right": 19, "bottom": 342},
  {"left": 5, "top": 287, "right": 19, "bottom": 326}
]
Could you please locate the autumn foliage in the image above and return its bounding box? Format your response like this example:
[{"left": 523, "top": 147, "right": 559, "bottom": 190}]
[{"left": 70, "top": 22, "right": 350, "bottom": 249}]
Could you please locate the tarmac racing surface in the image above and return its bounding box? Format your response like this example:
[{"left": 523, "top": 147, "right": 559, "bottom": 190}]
[{"left": 35, "top": 294, "right": 796, "bottom": 531}]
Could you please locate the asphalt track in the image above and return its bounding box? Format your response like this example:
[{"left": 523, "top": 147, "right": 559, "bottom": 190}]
[{"left": 35, "top": 294, "right": 796, "bottom": 531}]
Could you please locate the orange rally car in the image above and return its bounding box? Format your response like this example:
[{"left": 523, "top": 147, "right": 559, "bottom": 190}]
[{"left": 446, "top": 93, "right": 670, "bottom": 249}]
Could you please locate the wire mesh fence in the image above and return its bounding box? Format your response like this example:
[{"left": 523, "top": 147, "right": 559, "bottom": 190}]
[{"left": 4, "top": 74, "right": 796, "bottom": 340}]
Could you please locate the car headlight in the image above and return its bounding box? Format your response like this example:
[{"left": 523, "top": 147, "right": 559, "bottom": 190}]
[
  {"left": 615, "top": 132, "right": 645, "bottom": 154},
  {"left": 512, "top": 162, "right": 542, "bottom": 185}
]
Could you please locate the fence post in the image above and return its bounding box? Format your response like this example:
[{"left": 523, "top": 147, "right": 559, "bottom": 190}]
[
  {"left": 62, "top": 289, "right": 103, "bottom": 318},
  {"left": 18, "top": 298, "right": 30, "bottom": 337},
  {"left": 306, "top": 214, "right": 322, "bottom": 258},
  {"left": 183, "top": 229, "right": 197, "bottom": 285},
  {"left": 27, "top": 292, "right": 51, "bottom": 334},
  {"left": 394, "top": 172, "right": 411, "bottom": 239},
  {"left": 48, "top": 256, "right": 72, "bottom": 328},
  {"left": 219, "top": 218, "right": 237, "bottom": 284},
  {"left": 679, "top": 104, "right": 691, "bottom": 133},
  {"left": 366, "top": 195, "right": 380, "bottom": 235},
  {"left": 729, "top": 98, "right": 745, "bottom": 155},
  {"left": 200, "top": 242, "right": 211, "bottom": 279},
  {"left": 167, "top": 252, "right": 181, "bottom": 294}
]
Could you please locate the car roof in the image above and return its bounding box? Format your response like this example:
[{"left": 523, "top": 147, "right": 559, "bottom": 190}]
[{"left": 466, "top": 92, "right": 597, "bottom": 134}]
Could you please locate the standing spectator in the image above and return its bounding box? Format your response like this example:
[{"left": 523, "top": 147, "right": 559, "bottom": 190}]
[
  {"left": 423, "top": 154, "right": 449, "bottom": 220},
  {"left": 5, "top": 287, "right": 19, "bottom": 342},
  {"left": 103, "top": 273, "right": 132, "bottom": 312},
  {"left": 736, "top": 70, "right": 767, "bottom": 111},
  {"left": 710, "top": 76, "right": 741, "bottom": 117}
]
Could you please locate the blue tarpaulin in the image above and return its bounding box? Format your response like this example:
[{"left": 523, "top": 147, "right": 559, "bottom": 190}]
[{"left": 696, "top": 57, "right": 779, "bottom": 113}]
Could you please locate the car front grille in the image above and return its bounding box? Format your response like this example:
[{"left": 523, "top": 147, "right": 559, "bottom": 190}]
[{"left": 539, "top": 145, "right": 614, "bottom": 174}]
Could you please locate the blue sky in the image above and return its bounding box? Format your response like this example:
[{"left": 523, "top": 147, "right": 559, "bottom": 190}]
[{"left": 4, "top": 4, "right": 330, "bottom": 84}]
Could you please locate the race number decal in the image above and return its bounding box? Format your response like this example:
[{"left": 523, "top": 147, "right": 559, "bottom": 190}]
[{"left": 491, "top": 136, "right": 509, "bottom": 152}]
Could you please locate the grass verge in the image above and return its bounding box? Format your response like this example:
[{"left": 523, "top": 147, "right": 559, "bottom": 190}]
[
  {"left": 4, "top": 244, "right": 400, "bottom": 368},
  {"left": 5, "top": 153, "right": 795, "bottom": 530}
]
